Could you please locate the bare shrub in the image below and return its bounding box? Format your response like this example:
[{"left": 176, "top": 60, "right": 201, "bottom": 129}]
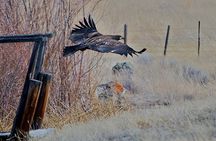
[
  {"left": 0, "top": 0, "right": 124, "bottom": 131},
  {"left": 182, "top": 65, "right": 209, "bottom": 85}
]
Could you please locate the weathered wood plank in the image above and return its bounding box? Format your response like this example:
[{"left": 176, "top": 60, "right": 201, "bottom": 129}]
[
  {"left": 0, "top": 33, "right": 53, "bottom": 140},
  {"left": 10, "top": 79, "right": 41, "bottom": 140},
  {"left": 20, "top": 79, "right": 41, "bottom": 139},
  {"left": 10, "top": 42, "right": 40, "bottom": 137},
  {"left": 34, "top": 41, "right": 46, "bottom": 78},
  {"left": 0, "top": 33, "right": 53, "bottom": 43},
  {"left": 11, "top": 40, "right": 45, "bottom": 137},
  {"left": 32, "top": 73, "right": 52, "bottom": 129}
]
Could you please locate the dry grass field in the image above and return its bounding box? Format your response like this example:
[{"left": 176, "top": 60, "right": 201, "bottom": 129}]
[
  {"left": 37, "top": 0, "right": 216, "bottom": 140},
  {"left": 1, "top": 0, "right": 216, "bottom": 141},
  {"left": 36, "top": 53, "right": 216, "bottom": 140}
]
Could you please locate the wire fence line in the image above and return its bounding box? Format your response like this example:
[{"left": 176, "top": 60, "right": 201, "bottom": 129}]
[{"left": 117, "top": 24, "right": 216, "bottom": 55}]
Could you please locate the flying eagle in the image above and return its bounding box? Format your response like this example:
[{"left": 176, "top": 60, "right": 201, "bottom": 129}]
[{"left": 63, "top": 15, "right": 146, "bottom": 57}]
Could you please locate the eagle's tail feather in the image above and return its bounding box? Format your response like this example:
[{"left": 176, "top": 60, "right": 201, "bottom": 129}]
[
  {"left": 129, "top": 53, "right": 133, "bottom": 57},
  {"left": 137, "top": 48, "right": 147, "bottom": 54},
  {"left": 63, "top": 44, "right": 83, "bottom": 57}
]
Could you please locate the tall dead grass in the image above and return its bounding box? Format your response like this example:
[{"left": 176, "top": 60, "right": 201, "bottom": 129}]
[
  {"left": 0, "top": 0, "right": 125, "bottom": 132},
  {"left": 33, "top": 54, "right": 216, "bottom": 141}
]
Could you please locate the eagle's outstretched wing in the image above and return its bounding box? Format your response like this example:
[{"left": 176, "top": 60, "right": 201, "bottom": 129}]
[
  {"left": 64, "top": 15, "right": 147, "bottom": 57},
  {"left": 63, "top": 36, "right": 146, "bottom": 57},
  {"left": 87, "top": 37, "right": 146, "bottom": 57},
  {"left": 69, "top": 15, "right": 101, "bottom": 44}
]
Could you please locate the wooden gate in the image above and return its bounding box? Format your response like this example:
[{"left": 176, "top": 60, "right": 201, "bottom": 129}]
[{"left": 0, "top": 33, "right": 53, "bottom": 140}]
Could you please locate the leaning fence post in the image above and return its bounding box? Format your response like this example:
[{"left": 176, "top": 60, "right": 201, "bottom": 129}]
[
  {"left": 15, "top": 79, "right": 41, "bottom": 139},
  {"left": 32, "top": 72, "right": 52, "bottom": 129},
  {"left": 164, "top": 25, "right": 170, "bottom": 56},
  {"left": 10, "top": 42, "right": 40, "bottom": 138},
  {"left": 0, "top": 33, "right": 53, "bottom": 140},
  {"left": 198, "top": 21, "right": 201, "bottom": 56},
  {"left": 124, "top": 24, "right": 127, "bottom": 44}
]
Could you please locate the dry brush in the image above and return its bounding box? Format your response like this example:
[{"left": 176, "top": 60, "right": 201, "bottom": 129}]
[{"left": 0, "top": 0, "right": 123, "bottom": 131}]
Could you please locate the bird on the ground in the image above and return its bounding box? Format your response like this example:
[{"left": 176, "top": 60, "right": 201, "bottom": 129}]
[{"left": 63, "top": 15, "right": 146, "bottom": 57}]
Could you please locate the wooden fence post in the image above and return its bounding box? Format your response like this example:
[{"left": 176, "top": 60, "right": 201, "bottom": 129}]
[
  {"left": 16, "top": 79, "right": 41, "bottom": 140},
  {"left": 10, "top": 42, "right": 40, "bottom": 138},
  {"left": 32, "top": 73, "right": 52, "bottom": 129},
  {"left": 0, "top": 33, "right": 53, "bottom": 140},
  {"left": 198, "top": 21, "right": 201, "bottom": 56},
  {"left": 164, "top": 25, "right": 170, "bottom": 56},
  {"left": 124, "top": 24, "right": 127, "bottom": 44}
]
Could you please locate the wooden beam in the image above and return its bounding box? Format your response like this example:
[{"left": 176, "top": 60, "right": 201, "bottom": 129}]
[
  {"left": 32, "top": 73, "right": 52, "bottom": 129},
  {"left": 34, "top": 40, "right": 46, "bottom": 78},
  {"left": 11, "top": 79, "right": 41, "bottom": 140},
  {"left": 0, "top": 33, "right": 53, "bottom": 140},
  {"left": 0, "top": 33, "right": 53, "bottom": 43},
  {"left": 11, "top": 39, "right": 46, "bottom": 135},
  {"left": 10, "top": 41, "right": 40, "bottom": 137}
]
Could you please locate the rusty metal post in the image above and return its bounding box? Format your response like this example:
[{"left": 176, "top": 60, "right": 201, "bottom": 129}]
[{"left": 32, "top": 73, "right": 52, "bottom": 129}]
